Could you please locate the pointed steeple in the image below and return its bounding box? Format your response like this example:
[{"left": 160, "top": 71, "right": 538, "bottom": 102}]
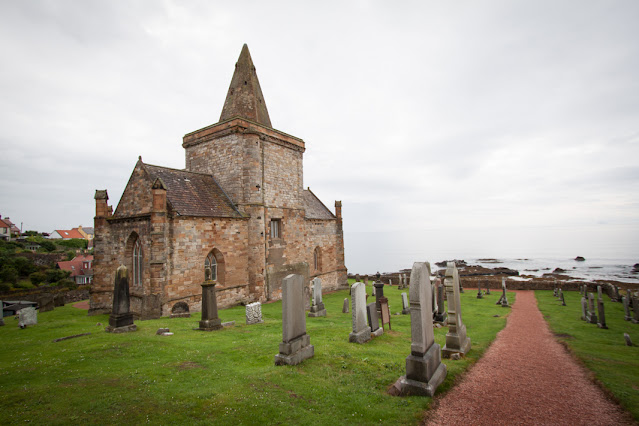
[{"left": 219, "top": 44, "right": 272, "bottom": 127}]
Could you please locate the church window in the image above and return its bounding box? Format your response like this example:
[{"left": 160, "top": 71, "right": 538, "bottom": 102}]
[
  {"left": 133, "top": 239, "right": 142, "bottom": 286},
  {"left": 205, "top": 252, "right": 217, "bottom": 281},
  {"left": 314, "top": 246, "right": 321, "bottom": 272},
  {"left": 270, "top": 219, "right": 281, "bottom": 239}
]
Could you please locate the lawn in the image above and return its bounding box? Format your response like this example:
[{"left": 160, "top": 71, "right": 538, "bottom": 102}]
[
  {"left": 0, "top": 283, "right": 512, "bottom": 425},
  {"left": 535, "top": 290, "right": 639, "bottom": 422}
]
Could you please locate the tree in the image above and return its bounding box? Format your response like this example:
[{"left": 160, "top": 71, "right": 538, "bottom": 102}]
[
  {"left": 13, "top": 256, "right": 37, "bottom": 276},
  {"left": 29, "top": 271, "right": 47, "bottom": 286},
  {"left": 0, "top": 265, "right": 18, "bottom": 284}
]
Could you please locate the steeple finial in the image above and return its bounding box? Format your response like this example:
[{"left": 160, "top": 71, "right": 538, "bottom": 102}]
[{"left": 219, "top": 44, "right": 272, "bottom": 127}]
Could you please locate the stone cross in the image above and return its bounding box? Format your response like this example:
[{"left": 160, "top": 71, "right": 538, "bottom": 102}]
[
  {"left": 434, "top": 281, "right": 447, "bottom": 324},
  {"left": 596, "top": 298, "right": 607, "bottom": 329},
  {"left": 197, "top": 281, "right": 223, "bottom": 331},
  {"left": 18, "top": 307, "right": 37, "bottom": 328},
  {"left": 308, "top": 277, "right": 327, "bottom": 317},
  {"left": 366, "top": 302, "right": 383, "bottom": 337},
  {"left": 245, "top": 302, "right": 263, "bottom": 325},
  {"left": 401, "top": 292, "right": 409, "bottom": 315},
  {"left": 442, "top": 262, "right": 471, "bottom": 357},
  {"left": 392, "top": 261, "right": 447, "bottom": 396},
  {"left": 587, "top": 293, "right": 598, "bottom": 324},
  {"left": 349, "top": 282, "right": 371, "bottom": 343},
  {"left": 275, "top": 274, "right": 314, "bottom": 365},
  {"left": 106, "top": 265, "right": 137, "bottom": 333},
  {"left": 342, "top": 298, "right": 349, "bottom": 313}
]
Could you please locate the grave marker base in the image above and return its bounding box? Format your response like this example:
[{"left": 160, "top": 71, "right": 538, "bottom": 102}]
[
  {"left": 349, "top": 327, "right": 372, "bottom": 344},
  {"left": 275, "top": 334, "right": 314, "bottom": 366}
]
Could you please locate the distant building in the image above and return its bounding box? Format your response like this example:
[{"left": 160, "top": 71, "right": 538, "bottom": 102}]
[
  {"left": 0, "top": 215, "right": 20, "bottom": 240},
  {"left": 49, "top": 228, "right": 84, "bottom": 239},
  {"left": 57, "top": 255, "right": 94, "bottom": 285}
]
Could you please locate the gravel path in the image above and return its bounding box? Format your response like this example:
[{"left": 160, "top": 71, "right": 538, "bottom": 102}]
[{"left": 426, "top": 290, "right": 633, "bottom": 426}]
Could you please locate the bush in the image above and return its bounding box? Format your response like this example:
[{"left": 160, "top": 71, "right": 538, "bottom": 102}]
[
  {"left": 57, "top": 278, "right": 77, "bottom": 290},
  {"left": 29, "top": 271, "right": 47, "bottom": 286},
  {"left": 0, "top": 265, "right": 18, "bottom": 284},
  {"left": 14, "top": 256, "right": 37, "bottom": 276},
  {"left": 57, "top": 239, "right": 88, "bottom": 249},
  {"left": 39, "top": 240, "right": 56, "bottom": 252},
  {"left": 66, "top": 250, "right": 75, "bottom": 261},
  {"left": 14, "top": 280, "right": 35, "bottom": 289},
  {"left": 0, "top": 282, "right": 11, "bottom": 293},
  {"left": 45, "top": 269, "right": 69, "bottom": 283}
]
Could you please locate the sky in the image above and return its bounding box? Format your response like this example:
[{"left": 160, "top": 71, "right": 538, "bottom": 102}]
[{"left": 1, "top": 1, "right": 638, "bottom": 272}]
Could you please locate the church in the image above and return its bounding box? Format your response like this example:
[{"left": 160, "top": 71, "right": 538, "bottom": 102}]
[{"left": 90, "top": 45, "right": 347, "bottom": 319}]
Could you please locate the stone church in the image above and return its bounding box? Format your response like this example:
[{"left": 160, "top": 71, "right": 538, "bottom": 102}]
[{"left": 90, "top": 44, "right": 347, "bottom": 319}]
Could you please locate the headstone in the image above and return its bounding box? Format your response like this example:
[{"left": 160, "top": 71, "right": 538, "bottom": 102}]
[
  {"left": 477, "top": 282, "right": 483, "bottom": 299},
  {"left": 380, "top": 297, "right": 391, "bottom": 330},
  {"left": 633, "top": 297, "right": 639, "bottom": 324},
  {"left": 349, "top": 282, "right": 371, "bottom": 343},
  {"left": 391, "top": 262, "right": 447, "bottom": 396},
  {"left": 355, "top": 274, "right": 361, "bottom": 282},
  {"left": 106, "top": 265, "right": 137, "bottom": 333},
  {"left": 581, "top": 296, "right": 588, "bottom": 321},
  {"left": 275, "top": 274, "right": 314, "bottom": 365},
  {"left": 374, "top": 279, "right": 385, "bottom": 313},
  {"left": 431, "top": 281, "right": 438, "bottom": 314},
  {"left": 342, "top": 298, "right": 349, "bottom": 313},
  {"left": 622, "top": 296, "right": 632, "bottom": 321},
  {"left": 388, "top": 277, "right": 393, "bottom": 286},
  {"left": 597, "top": 285, "right": 603, "bottom": 301},
  {"left": 401, "top": 292, "right": 410, "bottom": 314},
  {"left": 39, "top": 294, "right": 55, "bottom": 313},
  {"left": 496, "top": 278, "right": 509, "bottom": 307},
  {"left": 371, "top": 285, "right": 376, "bottom": 297},
  {"left": 596, "top": 299, "right": 608, "bottom": 329},
  {"left": 245, "top": 302, "right": 263, "bottom": 325},
  {"left": 459, "top": 278, "right": 464, "bottom": 293},
  {"left": 442, "top": 262, "right": 471, "bottom": 358},
  {"left": 18, "top": 307, "right": 37, "bottom": 327},
  {"left": 366, "top": 302, "right": 383, "bottom": 337},
  {"left": 624, "top": 333, "right": 633, "bottom": 346},
  {"left": 434, "top": 282, "right": 447, "bottom": 324},
  {"left": 308, "top": 277, "right": 327, "bottom": 317},
  {"left": 485, "top": 284, "right": 490, "bottom": 295},
  {"left": 171, "top": 301, "right": 191, "bottom": 318},
  {"left": 364, "top": 275, "right": 369, "bottom": 286},
  {"left": 612, "top": 286, "right": 621, "bottom": 302},
  {"left": 54, "top": 294, "right": 65, "bottom": 307},
  {"left": 196, "top": 281, "right": 223, "bottom": 331},
  {"left": 559, "top": 289, "right": 566, "bottom": 306},
  {"left": 586, "top": 293, "right": 598, "bottom": 324}
]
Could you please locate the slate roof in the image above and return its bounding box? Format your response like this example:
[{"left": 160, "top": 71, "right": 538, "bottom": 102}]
[
  {"left": 302, "top": 189, "right": 336, "bottom": 220},
  {"left": 144, "top": 164, "right": 243, "bottom": 218}
]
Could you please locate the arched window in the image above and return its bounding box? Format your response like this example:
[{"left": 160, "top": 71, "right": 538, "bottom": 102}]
[
  {"left": 314, "top": 246, "right": 321, "bottom": 272},
  {"left": 133, "top": 239, "right": 142, "bottom": 286},
  {"left": 204, "top": 252, "right": 217, "bottom": 281}
]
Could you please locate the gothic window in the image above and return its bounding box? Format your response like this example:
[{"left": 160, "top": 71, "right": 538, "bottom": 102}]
[
  {"left": 205, "top": 252, "right": 218, "bottom": 282},
  {"left": 270, "top": 219, "right": 281, "bottom": 239},
  {"left": 133, "top": 239, "right": 142, "bottom": 286},
  {"left": 314, "top": 246, "right": 321, "bottom": 272}
]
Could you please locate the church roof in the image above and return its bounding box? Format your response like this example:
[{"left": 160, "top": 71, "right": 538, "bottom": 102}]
[
  {"left": 144, "top": 164, "right": 243, "bottom": 218},
  {"left": 303, "top": 189, "right": 336, "bottom": 220},
  {"left": 219, "top": 44, "right": 272, "bottom": 127}
]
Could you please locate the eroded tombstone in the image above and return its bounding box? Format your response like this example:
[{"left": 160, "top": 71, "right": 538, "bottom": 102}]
[
  {"left": 39, "top": 294, "right": 54, "bottom": 313},
  {"left": 171, "top": 302, "right": 191, "bottom": 318},
  {"left": 431, "top": 280, "right": 438, "bottom": 315},
  {"left": 349, "top": 282, "right": 371, "bottom": 343},
  {"left": 633, "top": 297, "right": 639, "bottom": 324},
  {"left": 597, "top": 285, "right": 603, "bottom": 300},
  {"left": 380, "top": 297, "right": 391, "bottom": 330},
  {"left": 559, "top": 289, "right": 566, "bottom": 306},
  {"left": 477, "top": 282, "right": 483, "bottom": 299},
  {"left": 485, "top": 284, "right": 490, "bottom": 295},
  {"left": 597, "top": 299, "right": 608, "bottom": 329},
  {"left": 613, "top": 286, "right": 621, "bottom": 302},
  {"left": 196, "top": 281, "right": 223, "bottom": 331},
  {"left": 245, "top": 302, "right": 263, "bottom": 325},
  {"left": 496, "top": 277, "right": 509, "bottom": 307},
  {"left": 442, "top": 262, "right": 471, "bottom": 358},
  {"left": 622, "top": 297, "right": 632, "bottom": 321},
  {"left": 581, "top": 296, "right": 588, "bottom": 321},
  {"left": 366, "top": 302, "right": 383, "bottom": 337},
  {"left": 587, "top": 293, "right": 598, "bottom": 324},
  {"left": 434, "top": 281, "right": 447, "bottom": 324},
  {"left": 391, "top": 262, "right": 447, "bottom": 396},
  {"left": 106, "top": 265, "right": 137, "bottom": 333},
  {"left": 308, "top": 277, "right": 327, "bottom": 317},
  {"left": 374, "top": 274, "right": 385, "bottom": 313},
  {"left": 275, "top": 274, "right": 314, "bottom": 365},
  {"left": 342, "top": 298, "right": 349, "bottom": 313},
  {"left": 18, "top": 307, "right": 37, "bottom": 328},
  {"left": 624, "top": 333, "right": 633, "bottom": 346},
  {"left": 364, "top": 275, "right": 369, "bottom": 286},
  {"left": 401, "top": 292, "right": 410, "bottom": 315}
]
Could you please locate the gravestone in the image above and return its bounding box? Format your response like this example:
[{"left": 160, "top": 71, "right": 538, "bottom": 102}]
[
  {"left": 633, "top": 297, "right": 639, "bottom": 324},
  {"left": 612, "top": 286, "right": 621, "bottom": 302},
  {"left": 442, "top": 262, "right": 471, "bottom": 358},
  {"left": 622, "top": 296, "right": 631, "bottom": 321},
  {"left": 553, "top": 287, "right": 558, "bottom": 297},
  {"left": 581, "top": 296, "right": 588, "bottom": 321},
  {"left": 18, "top": 307, "right": 37, "bottom": 328},
  {"left": 308, "top": 277, "right": 327, "bottom": 317},
  {"left": 171, "top": 302, "right": 191, "bottom": 318},
  {"left": 196, "top": 281, "right": 223, "bottom": 331},
  {"left": 596, "top": 299, "right": 608, "bottom": 329},
  {"left": 245, "top": 302, "right": 263, "bottom": 325},
  {"left": 496, "top": 278, "right": 509, "bottom": 307},
  {"left": 559, "top": 289, "right": 566, "bottom": 306},
  {"left": 485, "top": 284, "right": 490, "bottom": 295},
  {"left": 431, "top": 282, "right": 438, "bottom": 315},
  {"left": 459, "top": 278, "right": 464, "bottom": 293},
  {"left": 434, "top": 282, "right": 447, "bottom": 324},
  {"left": 54, "top": 294, "right": 65, "bottom": 307},
  {"left": 401, "top": 292, "right": 410, "bottom": 315},
  {"left": 586, "top": 293, "right": 598, "bottom": 324},
  {"left": 392, "top": 262, "right": 447, "bottom": 396},
  {"left": 380, "top": 297, "right": 391, "bottom": 330},
  {"left": 39, "top": 294, "right": 55, "bottom": 313},
  {"left": 355, "top": 274, "right": 360, "bottom": 282},
  {"left": 106, "top": 265, "right": 137, "bottom": 333},
  {"left": 342, "top": 298, "right": 349, "bottom": 313},
  {"left": 597, "top": 285, "right": 603, "bottom": 300},
  {"left": 372, "top": 285, "right": 376, "bottom": 297},
  {"left": 349, "top": 282, "right": 371, "bottom": 343},
  {"left": 366, "top": 302, "right": 383, "bottom": 337},
  {"left": 627, "top": 290, "right": 633, "bottom": 310},
  {"left": 275, "top": 274, "right": 314, "bottom": 365},
  {"left": 624, "top": 333, "right": 633, "bottom": 346},
  {"left": 477, "top": 282, "right": 483, "bottom": 299},
  {"left": 374, "top": 275, "right": 385, "bottom": 313},
  {"left": 364, "top": 275, "right": 369, "bottom": 285}
]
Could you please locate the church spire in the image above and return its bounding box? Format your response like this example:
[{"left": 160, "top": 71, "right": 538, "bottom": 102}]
[{"left": 219, "top": 44, "right": 272, "bottom": 127}]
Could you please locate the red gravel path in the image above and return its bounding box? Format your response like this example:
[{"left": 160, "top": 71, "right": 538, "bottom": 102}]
[{"left": 426, "top": 290, "right": 633, "bottom": 426}]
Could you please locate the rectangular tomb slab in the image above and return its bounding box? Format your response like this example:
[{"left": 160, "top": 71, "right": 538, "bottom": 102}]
[{"left": 275, "top": 274, "right": 314, "bottom": 365}]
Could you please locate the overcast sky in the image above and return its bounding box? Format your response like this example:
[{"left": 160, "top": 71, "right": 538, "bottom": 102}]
[{"left": 1, "top": 1, "right": 637, "bottom": 270}]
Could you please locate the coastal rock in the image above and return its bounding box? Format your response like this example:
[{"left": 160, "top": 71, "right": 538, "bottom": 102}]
[
  {"left": 553, "top": 268, "right": 566, "bottom": 273},
  {"left": 574, "top": 256, "right": 585, "bottom": 261},
  {"left": 435, "top": 259, "right": 467, "bottom": 268},
  {"left": 632, "top": 263, "right": 639, "bottom": 273}
]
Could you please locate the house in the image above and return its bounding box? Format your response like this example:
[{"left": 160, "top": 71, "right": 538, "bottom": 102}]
[
  {"left": 0, "top": 216, "right": 21, "bottom": 240},
  {"left": 49, "top": 229, "right": 84, "bottom": 239},
  {"left": 57, "top": 255, "right": 94, "bottom": 285},
  {"left": 91, "top": 44, "right": 347, "bottom": 319}
]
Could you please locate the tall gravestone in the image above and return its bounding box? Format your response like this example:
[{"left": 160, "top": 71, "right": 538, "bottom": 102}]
[
  {"left": 586, "top": 293, "right": 598, "bottom": 324},
  {"left": 496, "top": 277, "right": 509, "bottom": 307},
  {"left": 442, "top": 262, "right": 471, "bottom": 358},
  {"left": 434, "top": 281, "right": 447, "bottom": 324},
  {"left": 581, "top": 296, "right": 588, "bottom": 321},
  {"left": 477, "top": 281, "right": 483, "bottom": 299},
  {"left": 612, "top": 286, "right": 621, "bottom": 302},
  {"left": 349, "top": 282, "right": 371, "bottom": 343},
  {"left": 196, "top": 281, "right": 223, "bottom": 331},
  {"left": 342, "top": 298, "right": 349, "bottom": 313},
  {"left": 596, "top": 299, "right": 607, "bottom": 329},
  {"left": 106, "top": 265, "right": 137, "bottom": 333},
  {"left": 597, "top": 285, "right": 603, "bottom": 301},
  {"left": 308, "top": 277, "right": 327, "bottom": 317},
  {"left": 622, "top": 296, "right": 631, "bottom": 321},
  {"left": 392, "top": 262, "right": 447, "bottom": 396},
  {"left": 401, "top": 292, "right": 410, "bottom": 315},
  {"left": 431, "top": 281, "right": 438, "bottom": 315},
  {"left": 374, "top": 274, "right": 385, "bottom": 313},
  {"left": 275, "top": 274, "right": 314, "bottom": 365},
  {"left": 559, "top": 289, "right": 566, "bottom": 306},
  {"left": 633, "top": 297, "right": 639, "bottom": 324},
  {"left": 364, "top": 275, "right": 369, "bottom": 286}
]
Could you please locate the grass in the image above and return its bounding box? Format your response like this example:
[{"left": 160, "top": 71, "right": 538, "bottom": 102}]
[
  {"left": 535, "top": 290, "right": 639, "bottom": 422},
  {"left": 0, "top": 283, "right": 512, "bottom": 425}
]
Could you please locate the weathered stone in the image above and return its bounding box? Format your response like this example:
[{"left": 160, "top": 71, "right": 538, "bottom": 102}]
[
  {"left": 380, "top": 297, "right": 391, "bottom": 330},
  {"left": 156, "top": 328, "right": 170, "bottom": 335},
  {"left": 477, "top": 282, "right": 483, "bottom": 299},
  {"left": 622, "top": 296, "right": 632, "bottom": 321},
  {"left": 364, "top": 275, "right": 369, "bottom": 285},
  {"left": 401, "top": 292, "right": 409, "bottom": 315},
  {"left": 196, "top": 281, "right": 222, "bottom": 331},
  {"left": 170, "top": 301, "right": 191, "bottom": 318},
  {"left": 275, "top": 274, "right": 314, "bottom": 365},
  {"left": 308, "top": 277, "right": 327, "bottom": 317},
  {"left": 442, "top": 262, "right": 471, "bottom": 358},
  {"left": 18, "top": 307, "right": 37, "bottom": 327},
  {"left": 633, "top": 297, "right": 639, "bottom": 324},
  {"left": 367, "top": 303, "right": 383, "bottom": 337},
  {"left": 106, "top": 265, "right": 137, "bottom": 333},
  {"left": 391, "top": 262, "right": 447, "bottom": 397},
  {"left": 587, "top": 293, "right": 598, "bottom": 324},
  {"left": 495, "top": 277, "right": 509, "bottom": 307},
  {"left": 39, "top": 294, "right": 55, "bottom": 313},
  {"left": 596, "top": 299, "right": 608, "bottom": 329},
  {"left": 54, "top": 294, "right": 65, "bottom": 307},
  {"left": 597, "top": 285, "right": 603, "bottom": 301},
  {"left": 374, "top": 281, "right": 385, "bottom": 312},
  {"left": 581, "top": 296, "right": 588, "bottom": 321},
  {"left": 434, "top": 281, "right": 447, "bottom": 324},
  {"left": 342, "top": 298, "right": 349, "bottom": 314},
  {"left": 624, "top": 333, "right": 633, "bottom": 346},
  {"left": 559, "top": 289, "right": 566, "bottom": 306},
  {"left": 349, "top": 282, "right": 371, "bottom": 343},
  {"left": 245, "top": 302, "right": 263, "bottom": 325}
]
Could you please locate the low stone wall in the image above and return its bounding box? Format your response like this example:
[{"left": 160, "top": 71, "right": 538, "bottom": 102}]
[{"left": 0, "top": 286, "right": 89, "bottom": 305}]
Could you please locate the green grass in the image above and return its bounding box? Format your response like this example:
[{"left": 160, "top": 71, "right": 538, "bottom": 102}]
[
  {"left": 535, "top": 290, "right": 639, "bottom": 422},
  {"left": 0, "top": 283, "right": 512, "bottom": 425}
]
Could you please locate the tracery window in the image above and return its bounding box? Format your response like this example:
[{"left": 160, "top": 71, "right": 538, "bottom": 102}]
[
  {"left": 133, "top": 239, "right": 142, "bottom": 286},
  {"left": 205, "top": 252, "right": 217, "bottom": 281}
]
